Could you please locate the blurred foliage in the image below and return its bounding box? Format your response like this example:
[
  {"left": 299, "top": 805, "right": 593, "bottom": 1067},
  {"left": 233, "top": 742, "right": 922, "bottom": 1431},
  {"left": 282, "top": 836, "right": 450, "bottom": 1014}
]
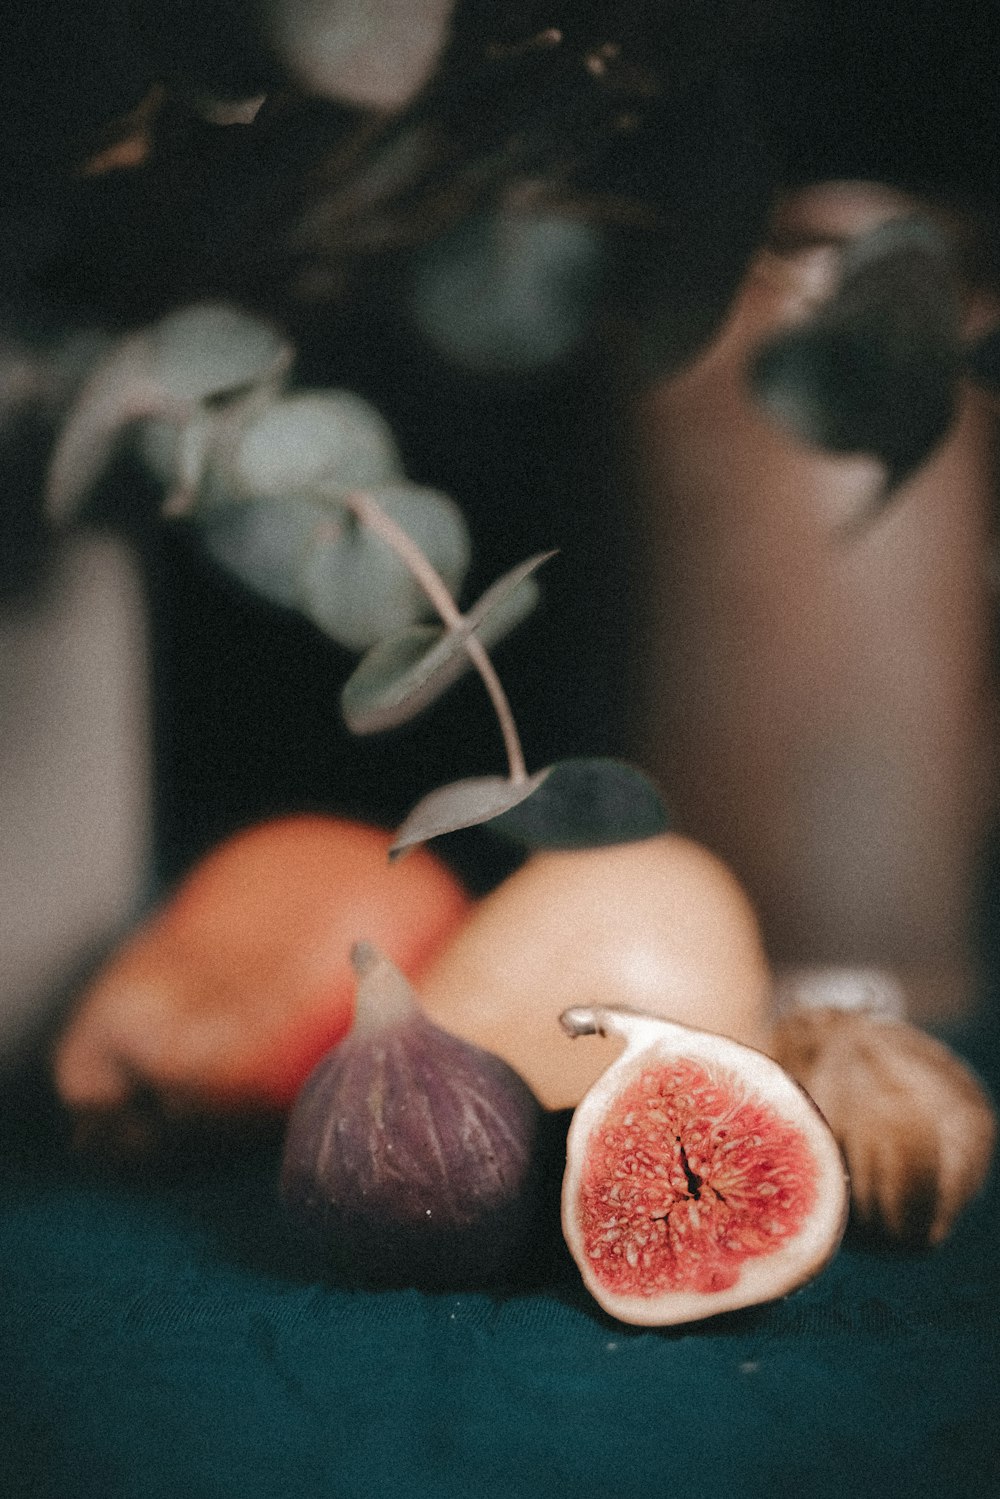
[
  {"left": 2, "top": 1, "right": 998, "bottom": 871},
  {"left": 2, "top": 2, "right": 778, "bottom": 366},
  {"left": 750, "top": 217, "right": 963, "bottom": 499}
]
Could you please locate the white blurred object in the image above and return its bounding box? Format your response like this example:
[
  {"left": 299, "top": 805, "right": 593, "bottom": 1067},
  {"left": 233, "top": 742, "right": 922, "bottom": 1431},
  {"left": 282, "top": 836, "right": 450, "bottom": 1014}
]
[
  {"left": 773, "top": 966, "right": 909, "bottom": 1021},
  {"left": 271, "top": 0, "right": 457, "bottom": 110},
  {"left": 0, "top": 533, "right": 151, "bottom": 1067}
]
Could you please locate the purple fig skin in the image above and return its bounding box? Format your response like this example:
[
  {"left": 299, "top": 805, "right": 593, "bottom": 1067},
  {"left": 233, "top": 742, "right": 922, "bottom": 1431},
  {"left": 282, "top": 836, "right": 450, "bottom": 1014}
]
[{"left": 280, "top": 947, "right": 542, "bottom": 1290}]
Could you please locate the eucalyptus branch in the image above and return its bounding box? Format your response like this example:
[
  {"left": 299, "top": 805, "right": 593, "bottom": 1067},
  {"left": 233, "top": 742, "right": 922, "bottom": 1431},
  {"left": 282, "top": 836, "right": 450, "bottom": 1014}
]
[
  {"left": 343, "top": 488, "right": 529, "bottom": 783},
  {"left": 37, "top": 297, "right": 668, "bottom": 856}
]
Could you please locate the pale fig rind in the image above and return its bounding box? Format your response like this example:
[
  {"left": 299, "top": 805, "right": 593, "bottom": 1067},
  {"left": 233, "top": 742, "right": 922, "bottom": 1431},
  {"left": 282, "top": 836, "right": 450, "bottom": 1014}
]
[{"left": 561, "top": 1007, "right": 849, "bottom": 1327}]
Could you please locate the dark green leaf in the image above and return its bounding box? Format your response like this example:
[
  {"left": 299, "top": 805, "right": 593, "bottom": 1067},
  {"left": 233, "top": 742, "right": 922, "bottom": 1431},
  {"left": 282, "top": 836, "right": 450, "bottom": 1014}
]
[
  {"left": 749, "top": 217, "right": 962, "bottom": 497},
  {"left": 390, "top": 770, "right": 552, "bottom": 857},
  {"left": 966, "top": 327, "right": 1000, "bottom": 395},
  {"left": 486, "top": 758, "right": 669, "bottom": 849},
  {"left": 341, "top": 551, "right": 552, "bottom": 734}
]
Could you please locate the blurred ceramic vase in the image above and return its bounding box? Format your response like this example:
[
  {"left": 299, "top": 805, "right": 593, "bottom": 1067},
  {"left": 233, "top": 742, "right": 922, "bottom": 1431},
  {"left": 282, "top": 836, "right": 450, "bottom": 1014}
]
[
  {"left": 629, "top": 182, "right": 999, "bottom": 1024},
  {"left": 0, "top": 534, "right": 151, "bottom": 1067}
]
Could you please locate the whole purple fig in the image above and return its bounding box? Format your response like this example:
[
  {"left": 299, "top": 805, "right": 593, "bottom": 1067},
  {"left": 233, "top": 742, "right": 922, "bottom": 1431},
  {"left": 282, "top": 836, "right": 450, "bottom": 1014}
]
[{"left": 279, "top": 942, "right": 542, "bottom": 1289}]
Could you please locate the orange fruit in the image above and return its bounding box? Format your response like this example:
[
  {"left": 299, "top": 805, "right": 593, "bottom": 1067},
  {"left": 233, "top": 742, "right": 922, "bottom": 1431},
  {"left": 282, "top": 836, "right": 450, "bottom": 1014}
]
[{"left": 54, "top": 814, "right": 472, "bottom": 1115}]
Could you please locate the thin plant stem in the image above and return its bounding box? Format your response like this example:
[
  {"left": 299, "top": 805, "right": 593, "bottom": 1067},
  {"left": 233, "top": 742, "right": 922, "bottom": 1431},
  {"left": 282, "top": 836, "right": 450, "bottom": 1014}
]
[{"left": 344, "top": 489, "right": 529, "bottom": 784}]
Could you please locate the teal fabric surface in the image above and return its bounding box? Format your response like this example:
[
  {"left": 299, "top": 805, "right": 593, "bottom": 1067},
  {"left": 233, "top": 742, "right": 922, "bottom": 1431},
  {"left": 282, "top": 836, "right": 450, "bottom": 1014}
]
[{"left": 2, "top": 1034, "right": 999, "bottom": 1499}]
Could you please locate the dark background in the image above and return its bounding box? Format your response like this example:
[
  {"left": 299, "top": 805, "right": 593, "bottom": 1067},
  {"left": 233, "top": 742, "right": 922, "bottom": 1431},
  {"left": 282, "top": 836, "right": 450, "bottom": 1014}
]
[
  {"left": 2, "top": 0, "right": 998, "bottom": 893},
  {"left": 2, "top": 11, "right": 1000, "bottom": 1497}
]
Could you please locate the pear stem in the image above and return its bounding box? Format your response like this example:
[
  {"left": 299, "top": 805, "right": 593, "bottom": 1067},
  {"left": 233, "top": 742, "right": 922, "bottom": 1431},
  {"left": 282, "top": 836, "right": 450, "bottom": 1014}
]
[{"left": 344, "top": 489, "right": 529, "bottom": 783}]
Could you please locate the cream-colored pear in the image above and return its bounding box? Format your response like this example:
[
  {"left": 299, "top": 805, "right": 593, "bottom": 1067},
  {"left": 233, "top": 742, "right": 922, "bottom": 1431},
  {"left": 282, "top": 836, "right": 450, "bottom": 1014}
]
[{"left": 418, "top": 833, "right": 773, "bottom": 1110}]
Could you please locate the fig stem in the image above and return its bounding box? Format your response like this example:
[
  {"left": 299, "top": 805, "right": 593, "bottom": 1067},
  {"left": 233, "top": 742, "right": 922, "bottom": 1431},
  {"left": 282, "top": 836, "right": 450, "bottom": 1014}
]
[
  {"left": 350, "top": 941, "right": 380, "bottom": 976},
  {"left": 343, "top": 488, "right": 530, "bottom": 784},
  {"left": 560, "top": 1005, "right": 678, "bottom": 1057},
  {"left": 349, "top": 941, "right": 419, "bottom": 1035},
  {"left": 560, "top": 1006, "right": 603, "bottom": 1039}
]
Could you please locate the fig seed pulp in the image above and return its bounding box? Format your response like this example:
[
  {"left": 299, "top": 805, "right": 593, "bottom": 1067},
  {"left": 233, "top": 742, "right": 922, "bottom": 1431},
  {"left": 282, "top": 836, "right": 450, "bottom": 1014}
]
[
  {"left": 561, "top": 1007, "right": 849, "bottom": 1326},
  {"left": 577, "top": 1057, "right": 819, "bottom": 1300}
]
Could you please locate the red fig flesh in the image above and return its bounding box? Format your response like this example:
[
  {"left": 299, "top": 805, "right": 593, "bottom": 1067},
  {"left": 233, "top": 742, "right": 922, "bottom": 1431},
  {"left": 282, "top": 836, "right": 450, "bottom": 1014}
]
[{"left": 561, "top": 1007, "right": 849, "bottom": 1326}]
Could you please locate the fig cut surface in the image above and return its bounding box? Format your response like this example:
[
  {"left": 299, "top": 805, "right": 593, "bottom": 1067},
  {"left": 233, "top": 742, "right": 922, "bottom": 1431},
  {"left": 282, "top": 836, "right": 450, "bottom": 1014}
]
[{"left": 561, "top": 1008, "right": 849, "bottom": 1326}]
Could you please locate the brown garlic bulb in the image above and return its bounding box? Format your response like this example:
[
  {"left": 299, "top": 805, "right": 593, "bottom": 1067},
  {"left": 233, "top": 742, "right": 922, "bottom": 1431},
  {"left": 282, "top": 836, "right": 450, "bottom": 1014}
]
[{"left": 769, "top": 1004, "right": 997, "bottom": 1247}]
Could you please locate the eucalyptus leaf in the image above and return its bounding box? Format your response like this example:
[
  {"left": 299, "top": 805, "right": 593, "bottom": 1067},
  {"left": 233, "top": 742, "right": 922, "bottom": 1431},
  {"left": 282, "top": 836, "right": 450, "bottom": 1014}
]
[
  {"left": 486, "top": 757, "right": 669, "bottom": 849},
  {"left": 198, "top": 493, "right": 338, "bottom": 611},
  {"left": 233, "top": 390, "right": 404, "bottom": 500},
  {"left": 272, "top": 0, "right": 456, "bottom": 110},
  {"left": 47, "top": 303, "right": 293, "bottom": 523},
  {"left": 749, "top": 217, "right": 962, "bottom": 494},
  {"left": 467, "top": 550, "right": 555, "bottom": 632},
  {"left": 45, "top": 333, "right": 164, "bottom": 522},
  {"left": 343, "top": 624, "right": 444, "bottom": 732},
  {"left": 151, "top": 303, "right": 292, "bottom": 402},
  {"left": 966, "top": 326, "right": 1000, "bottom": 395},
  {"left": 301, "top": 483, "right": 471, "bottom": 652},
  {"left": 390, "top": 770, "right": 552, "bottom": 857},
  {"left": 142, "top": 404, "right": 226, "bottom": 510},
  {"left": 341, "top": 550, "right": 552, "bottom": 733}
]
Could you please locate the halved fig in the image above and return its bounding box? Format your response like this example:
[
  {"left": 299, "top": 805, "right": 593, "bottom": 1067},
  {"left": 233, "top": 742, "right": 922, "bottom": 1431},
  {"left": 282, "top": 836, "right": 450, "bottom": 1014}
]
[{"left": 560, "top": 1007, "right": 849, "bottom": 1327}]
